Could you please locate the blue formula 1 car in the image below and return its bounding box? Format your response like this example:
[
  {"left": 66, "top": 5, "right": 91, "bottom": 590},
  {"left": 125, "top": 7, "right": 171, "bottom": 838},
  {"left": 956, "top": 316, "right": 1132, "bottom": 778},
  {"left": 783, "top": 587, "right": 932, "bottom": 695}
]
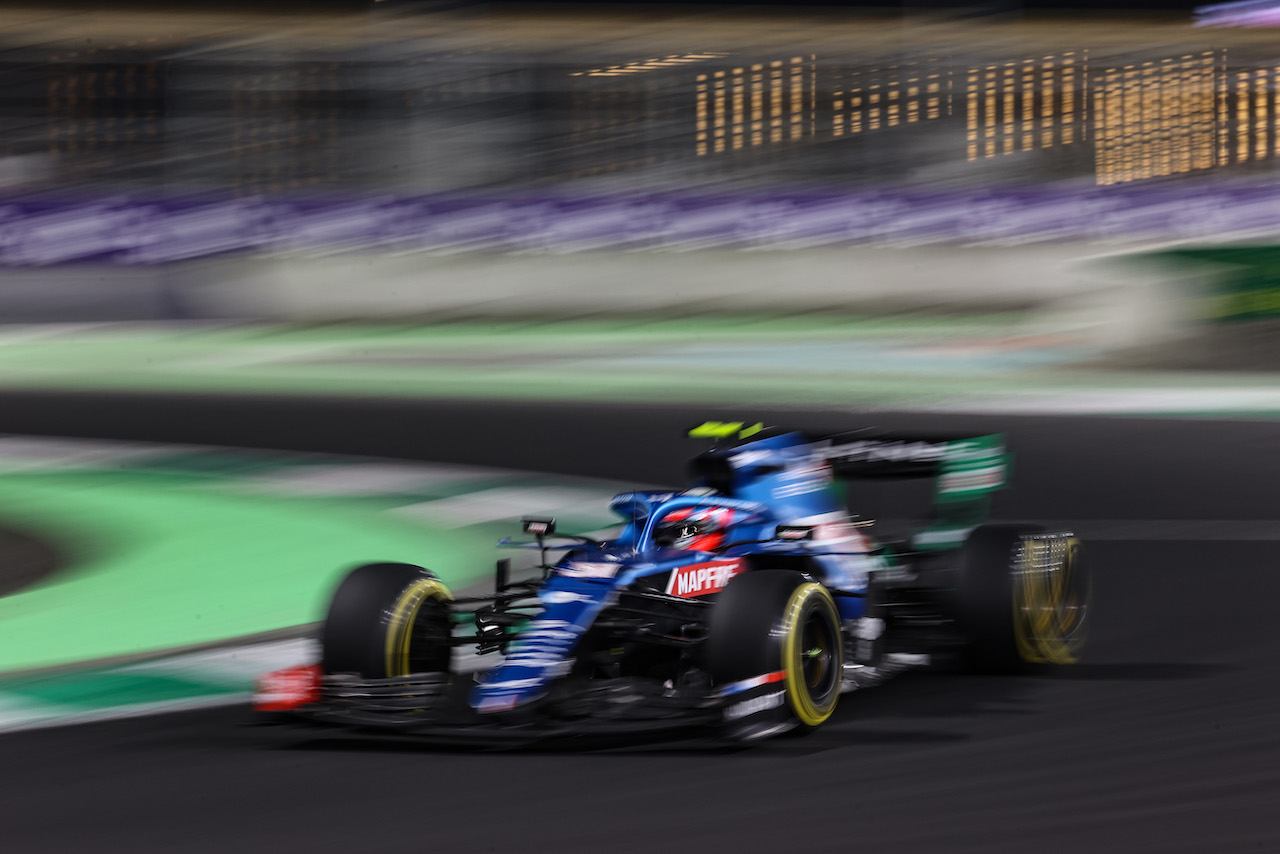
[{"left": 254, "top": 423, "right": 1088, "bottom": 744}]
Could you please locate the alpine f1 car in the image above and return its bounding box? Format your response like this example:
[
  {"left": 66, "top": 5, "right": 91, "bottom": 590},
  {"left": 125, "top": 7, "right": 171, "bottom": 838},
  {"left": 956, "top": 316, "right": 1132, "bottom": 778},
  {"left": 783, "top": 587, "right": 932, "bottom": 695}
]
[{"left": 254, "top": 422, "right": 1088, "bottom": 744}]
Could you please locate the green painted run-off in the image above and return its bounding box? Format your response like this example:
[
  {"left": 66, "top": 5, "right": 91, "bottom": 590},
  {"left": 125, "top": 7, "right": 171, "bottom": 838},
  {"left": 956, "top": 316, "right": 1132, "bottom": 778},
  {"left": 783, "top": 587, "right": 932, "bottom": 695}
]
[{"left": 0, "top": 469, "right": 496, "bottom": 674}]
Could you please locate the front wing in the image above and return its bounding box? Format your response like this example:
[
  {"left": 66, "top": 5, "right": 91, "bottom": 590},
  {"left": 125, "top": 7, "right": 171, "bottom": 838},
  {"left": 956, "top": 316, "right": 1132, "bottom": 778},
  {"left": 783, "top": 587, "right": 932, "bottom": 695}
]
[{"left": 253, "top": 665, "right": 800, "bottom": 745}]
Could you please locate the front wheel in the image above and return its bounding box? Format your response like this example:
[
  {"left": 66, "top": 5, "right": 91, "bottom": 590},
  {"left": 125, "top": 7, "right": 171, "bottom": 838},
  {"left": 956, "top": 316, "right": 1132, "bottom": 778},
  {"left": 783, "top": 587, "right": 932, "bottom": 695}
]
[
  {"left": 321, "top": 562, "right": 454, "bottom": 679},
  {"left": 705, "top": 570, "right": 843, "bottom": 737}
]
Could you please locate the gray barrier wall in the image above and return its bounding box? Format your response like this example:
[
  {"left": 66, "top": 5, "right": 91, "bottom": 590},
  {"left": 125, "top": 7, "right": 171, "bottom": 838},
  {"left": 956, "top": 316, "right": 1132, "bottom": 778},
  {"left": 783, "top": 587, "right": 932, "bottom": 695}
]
[
  {"left": 0, "top": 189, "right": 1239, "bottom": 350},
  {"left": 0, "top": 246, "right": 1205, "bottom": 356},
  {"left": 195, "top": 245, "right": 1095, "bottom": 316},
  {"left": 170, "top": 242, "right": 1193, "bottom": 354}
]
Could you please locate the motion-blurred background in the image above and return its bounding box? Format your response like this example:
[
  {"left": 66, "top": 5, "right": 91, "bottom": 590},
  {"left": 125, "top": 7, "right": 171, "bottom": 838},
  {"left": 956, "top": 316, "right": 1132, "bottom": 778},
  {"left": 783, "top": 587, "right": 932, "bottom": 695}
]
[
  {"left": 3, "top": 8, "right": 1280, "bottom": 850},
  {"left": 0, "top": 0, "right": 1277, "bottom": 349},
  {"left": 2, "top": 0, "right": 1267, "bottom": 196}
]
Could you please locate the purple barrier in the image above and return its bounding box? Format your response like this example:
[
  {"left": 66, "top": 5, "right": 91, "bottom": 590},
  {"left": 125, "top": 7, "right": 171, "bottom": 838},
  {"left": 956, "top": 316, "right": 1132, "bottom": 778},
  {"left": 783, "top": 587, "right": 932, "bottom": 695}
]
[{"left": 0, "top": 185, "right": 1277, "bottom": 266}]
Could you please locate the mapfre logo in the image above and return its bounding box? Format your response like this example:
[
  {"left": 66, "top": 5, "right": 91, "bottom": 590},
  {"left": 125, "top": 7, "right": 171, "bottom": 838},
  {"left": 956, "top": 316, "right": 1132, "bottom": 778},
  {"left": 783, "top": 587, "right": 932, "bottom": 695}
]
[{"left": 665, "top": 559, "right": 743, "bottom": 598}]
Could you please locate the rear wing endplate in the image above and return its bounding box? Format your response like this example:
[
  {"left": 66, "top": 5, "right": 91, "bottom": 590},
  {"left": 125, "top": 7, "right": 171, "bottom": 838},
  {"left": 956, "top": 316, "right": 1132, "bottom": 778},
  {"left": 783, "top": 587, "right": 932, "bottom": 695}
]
[{"left": 813, "top": 434, "right": 1009, "bottom": 502}]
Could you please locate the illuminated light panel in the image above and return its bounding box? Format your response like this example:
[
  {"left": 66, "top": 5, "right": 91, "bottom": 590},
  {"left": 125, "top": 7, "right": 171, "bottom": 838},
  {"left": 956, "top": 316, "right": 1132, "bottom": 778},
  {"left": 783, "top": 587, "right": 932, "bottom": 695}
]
[
  {"left": 790, "top": 57, "right": 802, "bottom": 141},
  {"left": 1093, "top": 51, "right": 1222, "bottom": 185},
  {"left": 1255, "top": 68, "right": 1268, "bottom": 160},
  {"left": 1097, "top": 71, "right": 1115, "bottom": 184},
  {"left": 811, "top": 54, "right": 817, "bottom": 130},
  {"left": 1237, "top": 70, "right": 1250, "bottom": 162},
  {"left": 1063, "top": 52, "right": 1076, "bottom": 144},
  {"left": 752, "top": 64, "right": 764, "bottom": 147},
  {"left": 714, "top": 70, "right": 726, "bottom": 153},
  {"left": 1198, "top": 54, "right": 1214, "bottom": 169},
  {"left": 984, "top": 66, "right": 996, "bottom": 158},
  {"left": 1124, "top": 66, "right": 1140, "bottom": 180},
  {"left": 771, "top": 61, "right": 783, "bottom": 143},
  {"left": 696, "top": 73, "right": 708, "bottom": 156},
  {"left": 1217, "top": 52, "right": 1230, "bottom": 164},
  {"left": 688, "top": 53, "right": 815, "bottom": 152},
  {"left": 966, "top": 71, "right": 978, "bottom": 160},
  {"left": 1274, "top": 65, "right": 1280, "bottom": 160},
  {"left": 959, "top": 55, "right": 1093, "bottom": 161},
  {"left": 732, "top": 67, "right": 745, "bottom": 150},
  {"left": 1172, "top": 58, "right": 1187, "bottom": 175},
  {"left": 1003, "top": 64, "right": 1015, "bottom": 154},
  {"left": 838, "top": 62, "right": 938, "bottom": 141},
  {"left": 1042, "top": 56, "right": 1055, "bottom": 149},
  {"left": 1188, "top": 59, "right": 1203, "bottom": 170},
  {"left": 572, "top": 52, "right": 729, "bottom": 77},
  {"left": 1081, "top": 50, "right": 1091, "bottom": 142},
  {"left": 1022, "top": 60, "right": 1035, "bottom": 151}
]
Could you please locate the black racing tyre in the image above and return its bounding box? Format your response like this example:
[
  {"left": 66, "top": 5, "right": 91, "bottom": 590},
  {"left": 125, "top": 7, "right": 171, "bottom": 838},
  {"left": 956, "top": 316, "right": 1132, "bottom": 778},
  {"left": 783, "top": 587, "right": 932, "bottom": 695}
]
[
  {"left": 705, "top": 570, "right": 843, "bottom": 731},
  {"left": 321, "top": 562, "right": 453, "bottom": 679},
  {"left": 955, "top": 524, "right": 1089, "bottom": 673}
]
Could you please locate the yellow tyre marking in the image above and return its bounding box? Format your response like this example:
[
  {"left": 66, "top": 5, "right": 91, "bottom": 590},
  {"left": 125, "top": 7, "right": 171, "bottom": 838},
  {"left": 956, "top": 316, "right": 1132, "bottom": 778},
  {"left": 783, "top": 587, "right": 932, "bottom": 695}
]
[
  {"left": 384, "top": 577, "right": 452, "bottom": 677},
  {"left": 1014, "top": 536, "right": 1087, "bottom": 665},
  {"left": 781, "top": 582, "right": 842, "bottom": 727}
]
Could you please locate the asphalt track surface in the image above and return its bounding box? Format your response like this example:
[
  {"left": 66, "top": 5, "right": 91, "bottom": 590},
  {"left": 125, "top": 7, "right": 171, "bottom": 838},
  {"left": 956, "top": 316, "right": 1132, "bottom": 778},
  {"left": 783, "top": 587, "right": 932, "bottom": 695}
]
[
  {"left": 1, "top": 392, "right": 1278, "bottom": 853},
  {"left": 0, "top": 526, "right": 59, "bottom": 599}
]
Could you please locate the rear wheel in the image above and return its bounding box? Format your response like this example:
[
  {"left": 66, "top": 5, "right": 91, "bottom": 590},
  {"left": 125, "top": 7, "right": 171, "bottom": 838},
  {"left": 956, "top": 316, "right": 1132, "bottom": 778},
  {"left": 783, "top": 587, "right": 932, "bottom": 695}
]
[
  {"left": 706, "top": 570, "right": 843, "bottom": 734},
  {"left": 321, "top": 562, "right": 453, "bottom": 679},
  {"left": 955, "top": 525, "right": 1089, "bottom": 672}
]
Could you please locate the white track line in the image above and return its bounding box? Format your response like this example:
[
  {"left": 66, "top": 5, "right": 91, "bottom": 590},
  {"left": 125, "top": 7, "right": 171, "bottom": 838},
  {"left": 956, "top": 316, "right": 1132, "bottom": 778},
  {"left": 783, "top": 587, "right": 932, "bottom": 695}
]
[
  {"left": 1045, "top": 520, "right": 1280, "bottom": 541},
  {"left": 0, "top": 693, "right": 247, "bottom": 735}
]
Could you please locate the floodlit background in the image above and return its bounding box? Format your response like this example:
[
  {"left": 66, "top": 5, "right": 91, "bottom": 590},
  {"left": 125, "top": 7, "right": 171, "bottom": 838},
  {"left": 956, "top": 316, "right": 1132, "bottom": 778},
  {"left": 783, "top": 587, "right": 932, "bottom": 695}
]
[
  {"left": 0, "top": 2, "right": 1275, "bottom": 375},
  {"left": 3, "top": 3, "right": 1275, "bottom": 195}
]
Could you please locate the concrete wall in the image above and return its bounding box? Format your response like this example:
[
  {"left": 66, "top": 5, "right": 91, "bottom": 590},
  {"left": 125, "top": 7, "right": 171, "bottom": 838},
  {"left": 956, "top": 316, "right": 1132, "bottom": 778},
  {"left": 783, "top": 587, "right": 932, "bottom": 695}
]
[
  {"left": 187, "top": 243, "right": 1196, "bottom": 350},
  {"left": 187, "top": 244, "right": 1106, "bottom": 314},
  {"left": 0, "top": 243, "right": 1201, "bottom": 353},
  {"left": 0, "top": 266, "right": 185, "bottom": 322}
]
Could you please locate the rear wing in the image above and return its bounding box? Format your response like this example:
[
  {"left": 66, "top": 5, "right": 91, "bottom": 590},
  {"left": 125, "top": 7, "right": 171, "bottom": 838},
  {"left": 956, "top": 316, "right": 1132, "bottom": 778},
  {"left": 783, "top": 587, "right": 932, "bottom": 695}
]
[
  {"left": 813, "top": 433, "right": 1009, "bottom": 502},
  {"left": 816, "top": 432, "right": 1011, "bottom": 551},
  {"left": 685, "top": 422, "right": 1009, "bottom": 500},
  {"left": 686, "top": 423, "right": 1011, "bottom": 552}
]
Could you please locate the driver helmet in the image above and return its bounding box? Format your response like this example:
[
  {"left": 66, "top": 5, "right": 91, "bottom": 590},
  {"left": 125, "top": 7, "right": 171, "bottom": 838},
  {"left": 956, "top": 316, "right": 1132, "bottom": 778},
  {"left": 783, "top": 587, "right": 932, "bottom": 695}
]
[{"left": 654, "top": 507, "right": 733, "bottom": 551}]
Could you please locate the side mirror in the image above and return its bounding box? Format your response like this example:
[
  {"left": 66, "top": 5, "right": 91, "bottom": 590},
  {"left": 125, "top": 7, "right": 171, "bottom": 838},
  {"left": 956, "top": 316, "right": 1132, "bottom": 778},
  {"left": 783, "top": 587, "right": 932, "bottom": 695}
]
[
  {"left": 522, "top": 517, "right": 556, "bottom": 538},
  {"left": 775, "top": 525, "right": 814, "bottom": 542},
  {"left": 522, "top": 518, "right": 556, "bottom": 580}
]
